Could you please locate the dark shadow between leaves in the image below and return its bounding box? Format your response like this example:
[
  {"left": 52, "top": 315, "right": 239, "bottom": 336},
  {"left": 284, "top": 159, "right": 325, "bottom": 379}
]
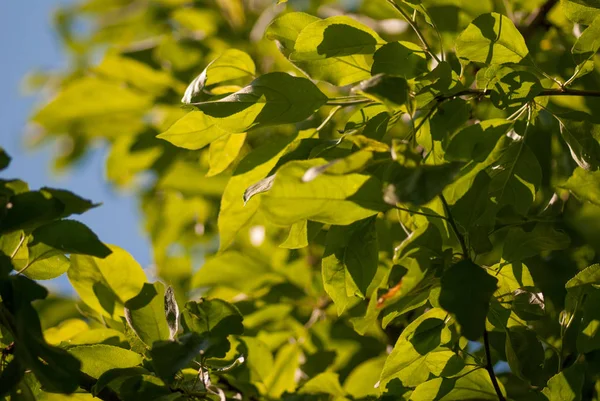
[{"left": 317, "top": 24, "right": 377, "bottom": 58}]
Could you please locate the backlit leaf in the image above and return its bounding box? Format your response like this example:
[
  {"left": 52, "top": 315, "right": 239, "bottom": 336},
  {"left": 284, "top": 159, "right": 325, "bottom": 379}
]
[
  {"left": 68, "top": 245, "right": 147, "bottom": 319},
  {"left": 456, "top": 13, "right": 528, "bottom": 65},
  {"left": 260, "top": 159, "right": 387, "bottom": 226},
  {"left": 196, "top": 73, "right": 328, "bottom": 133}
]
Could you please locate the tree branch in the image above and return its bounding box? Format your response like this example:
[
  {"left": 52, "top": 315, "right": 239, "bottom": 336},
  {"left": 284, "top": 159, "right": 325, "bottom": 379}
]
[
  {"left": 483, "top": 330, "right": 506, "bottom": 401},
  {"left": 436, "top": 87, "right": 600, "bottom": 102}
]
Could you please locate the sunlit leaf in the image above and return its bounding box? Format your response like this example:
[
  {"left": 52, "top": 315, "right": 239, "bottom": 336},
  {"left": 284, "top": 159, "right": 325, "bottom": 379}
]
[
  {"left": 455, "top": 13, "right": 528, "bottom": 65},
  {"left": 68, "top": 245, "right": 147, "bottom": 319},
  {"left": 195, "top": 73, "right": 328, "bottom": 133}
]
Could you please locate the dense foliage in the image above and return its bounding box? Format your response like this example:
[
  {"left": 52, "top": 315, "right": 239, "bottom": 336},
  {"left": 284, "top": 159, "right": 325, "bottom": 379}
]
[{"left": 6, "top": 0, "right": 600, "bottom": 399}]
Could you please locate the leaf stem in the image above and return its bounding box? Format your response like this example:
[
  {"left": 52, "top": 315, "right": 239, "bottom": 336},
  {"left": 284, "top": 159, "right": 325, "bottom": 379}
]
[
  {"left": 10, "top": 234, "right": 26, "bottom": 260},
  {"left": 386, "top": 0, "right": 441, "bottom": 63},
  {"left": 394, "top": 205, "right": 449, "bottom": 221},
  {"left": 483, "top": 329, "right": 506, "bottom": 401},
  {"left": 316, "top": 106, "right": 342, "bottom": 132},
  {"left": 439, "top": 194, "right": 470, "bottom": 260},
  {"left": 325, "top": 99, "right": 372, "bottom": 106}
]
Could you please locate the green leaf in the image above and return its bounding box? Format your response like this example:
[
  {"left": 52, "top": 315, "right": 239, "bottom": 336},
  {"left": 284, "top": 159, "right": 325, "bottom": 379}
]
[
  {"left": 32, "top": 77, "right": 152, "bottom": 132},
  {"left": 566, "top": 264, "right": 600, "bottom": 290},
  {"left": 0, "top": 148, "right": 10, "bottom": 171},
  {"left": 561, "top": 167, "right": 600, "bottom": 205},
  {"left": 410, "top": 366, "right": 505, "bottom": 400},
  {"left": 0, "top": 276, "right": 82, "bottom": 394},
  {"left": 371, "top": 41, "right": 428, "bottom": 78},
  {"left": 195, "top": 73, "right": 328, "bottom": 133},
  {"left": 512, "top": 289, "right": 546, "bottom": 321},
  {"left": 290, "top": 15, "right": 384, "bottom": 61},
  {"left": 0, "top": 360, "right": 24, "bottom": 399},
  {"left": 489, "top": 70, "right": 543, "bottom": 112},
  {"left": 299, "top": 372, "right": 346, "bottom": 397},
  {"left": 344, "top": 104, "right": 390, "bottom": 133},
  {"left": 266, "top": 12, "right": 320, "bottom": 57},
  {"left": 379, "top": 308, "right": 453, "bottom": 390},
  {"left": 446, "top": 119, "right": 514, "bottom": 162},
  {"left": 487, "top": 135, "right": 541, "bottom": 215},
  {"left": 450, "top": 171, "right": 496, "bottom": 254},
  {"left": 260, "top": 159, "right": 387, "bottom": 226},
  {"left": 95, "top": 54, "right": 175, "bottom": 96},
  {"left": 343, "top": 356, "right": 386, "bottom": 398},
  {"left": 69, "top": 344, "right": 143, "bottom": 379},
  {"left": 20, "top": 241, "right": 70, "bottom": 280},
  {"left": 280, "top": 220, "right": 323, "bottom": 249},
  {"left": 505, "top": 326, "right": 545, "bottom": 383},
  {"left": 561, "top": 0, "right": 600, "bottom": 25},
  {"left": 489, "top": 262, "right": 535, "bottom": 297},
  {"left": 157, "top": 111, "right": 229, "bottom": 150},
  {"left": 542, "top": 363, "right": 585, "bottom": 401},
  {"left": 576, "top": 289, "right": 600, "bottom": 353},
  {"left": 439, "top": 260, "right": 498, "bottom": 340},
  {"left": 92, "top": 367, "right": 149, "bottom": 397},
  {"left": 558, "top": 118, "right": 600, "bottom": 171},
  {"left": 191, "top": 251, "right": 281, "bottom": 292},
  {"left": 572, "top": 15, "right": 600, "bottom": 66},
  {"left": 218, "top": 134, "right": 296, "bottom": 250},
  {"left": 353, "top": 74, "right": 409, "bottom": 107},
  {"left": 68, "top": 245, "right": 147, "bottom": 319},
  {"left": 182, "top": 49, "right": 255, "bottom": 103},
  {"left": 502, "top": 224, "right": 570, "bottom": 262},
  {"left": 0, "top": 188, "right": 97, "bottom": 234},
  {"left": 455, "top": 13, "right": 529, "bottom": 65},
  {"left": 384, "top": 162, "right": 463, "bottom": 206},
  {"left": 322, "top": 218, "right": 379, "bottom": 314},
  {"left": 149, "top": 332, "right": 206, "bottom": 383},
  {"left": 266, "top": 12, "right": 372, "bottom": 86},
  {"left": 301, "top": 150, "right": 373, "bottom": 182},
  {"left": 264, "top": 342, "right": 300, "bottom": 398},
  {"left": 206, "top": 133, "right": 246, "bottom": 177},
  {"left": 183, "top": 298, "right": 243, "bottom": 337},
  {"left": 124, "top": 282, "right": 171, "bottom": 347},
  {"left": 30, "top": 220, "right": 111, "bottom": 258}
]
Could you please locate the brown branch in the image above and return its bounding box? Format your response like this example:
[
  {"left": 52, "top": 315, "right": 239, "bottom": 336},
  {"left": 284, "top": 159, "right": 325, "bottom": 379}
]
[
  {"left": 483, "top": 330, "right": 506, "bottom": 401},
  {"left": 435, "top": 87, "right": 600, "bottom": 102}
]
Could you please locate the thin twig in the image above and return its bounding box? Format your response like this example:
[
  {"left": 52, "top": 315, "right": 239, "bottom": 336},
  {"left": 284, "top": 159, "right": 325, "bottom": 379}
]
[
  {"left": 386, "top": 0, "right": 441, "bottom": 63},
  {"left": 439, "top": 194, "right": 469, "bottom": 260},
  {"left": 10, "top": 234, "right": 26, "bottom": 260},
  {"left": 394, "top": 205, "right": 449, "bottom": 221},
  {"left": 316, "top": 106, "right": 342, "bottom": 132}
]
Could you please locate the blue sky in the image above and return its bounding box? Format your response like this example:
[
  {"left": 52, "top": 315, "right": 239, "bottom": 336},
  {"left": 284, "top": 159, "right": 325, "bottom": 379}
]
[{"left": 0, "top": 0, "right": 152, "bottom": 287}]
